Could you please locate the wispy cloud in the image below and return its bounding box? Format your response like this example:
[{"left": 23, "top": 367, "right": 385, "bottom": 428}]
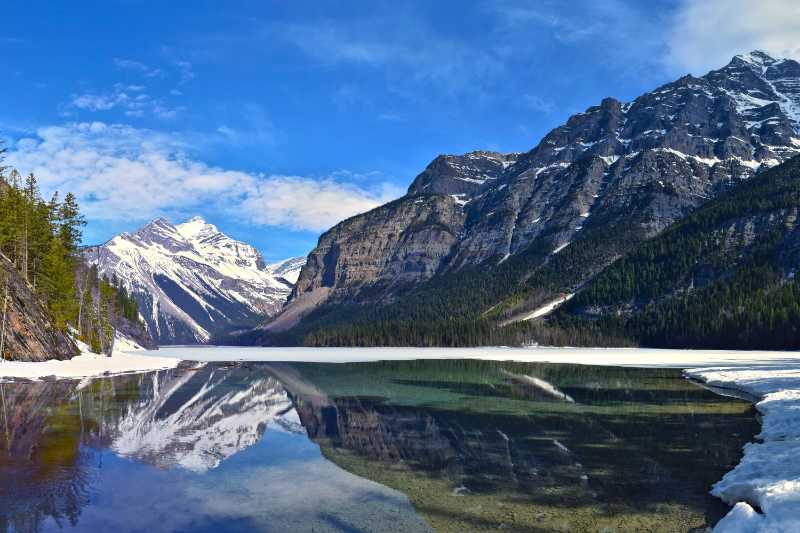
[
  {"left": 68, "top": 84, "right": 183, "bottom": 119},
  {"left": 0, "top": 36, "right": 26, "bottom": 45},
  {"left": 267, "top": 1, "right": 670, "bottom": 101},
  {"left": 212, "top": 102, "right": 278, "bottom": 147},
  {"left": 114, "top": 56, "right": 196, "bottom": 85},
  {"left": 114, "top": 58, "right": 163, "bottom": 78},
  {"left": 486, "top": 1, "right": 604, "bottom": 43},
  {"left": 484, "top": 0, "right": 669, "bottom": 73},
  {"left": 377, "top": 112, "right": 405, "bottom": 122},
  {"left": 666, "top": 0, "right": 800, "bottom": 75},
  {"left": 271, "top": 16, "right": 502, "bottom": 95},
  {"left": 5, "top": 122, "right": 401, "bottom": 232},
  {"left": 522, "top": 94, "right": 555, "bottom": 114},
  {"left": 173, "top": 60, "right": 196, "bottom": 84}
]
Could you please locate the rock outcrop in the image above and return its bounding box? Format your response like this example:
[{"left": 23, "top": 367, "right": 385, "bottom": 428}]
[
  {"left": 276, "top": 51, "right": 800, "bottom": 331},
  {"left": 0, "top": 254, "right": 78, "bottom": 362}
]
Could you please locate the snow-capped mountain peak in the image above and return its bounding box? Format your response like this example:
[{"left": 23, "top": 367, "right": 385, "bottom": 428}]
[
  {"left": 176, "top": 215, "right": 217, "bottom": 239},
  {"left": 733, "top": 50, "right": 776, "bottom": 68},
  {"left": 84, "top": 217, "right": 306, "bottom": 344},
  {"left": 269, "top": 256, "right": 307, "bottom": 285}
]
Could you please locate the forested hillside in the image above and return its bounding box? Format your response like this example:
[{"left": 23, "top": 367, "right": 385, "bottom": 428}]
[
  {"left": 0, "top": 145, "right": 149, "bottom": 360},
  {"left": 554, "top": 155, "right": 800, "bottom": 349},
  {"left": 252, "top": 51, "right": 800, "bottom": 348},
  {"left": 242, "top": 155, "right": 800, "bottom": 349}
]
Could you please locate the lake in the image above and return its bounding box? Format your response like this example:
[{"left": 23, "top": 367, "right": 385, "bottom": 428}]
[{"left": 0, "top": 359, "right": 758, "bottom": 532}]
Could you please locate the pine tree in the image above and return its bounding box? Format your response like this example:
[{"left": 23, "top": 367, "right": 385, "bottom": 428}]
[
  {"left": 0, "top": 141, "right": 7, "bottom": 178},
  {"left": 40, "top": 238, "right": 76, "bottom": 330},
  {"left": 58, "top": 192, "right": 85, "bottom": 252}
]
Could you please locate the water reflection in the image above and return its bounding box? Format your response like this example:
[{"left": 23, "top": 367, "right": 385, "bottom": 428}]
[
  {"left": 0, "top": 360, "right": 758, "bottom": 532},
  {"left": 103, "top": 365, "right": 301, "bottom": 472}
]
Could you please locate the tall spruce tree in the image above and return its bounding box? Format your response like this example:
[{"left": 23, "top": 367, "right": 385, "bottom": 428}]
[
  {"left": 58, "top": 192, "right": 85, "bottom": 253},
  {"left": 40, "top": 237, "right": 76, "bottom": 330}
]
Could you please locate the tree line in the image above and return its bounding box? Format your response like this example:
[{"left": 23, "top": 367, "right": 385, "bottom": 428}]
[
  {"left": 0, "top": 144, "right": 142, "bottom": 356},
  {"left": 278, "top": 156, "right": 800, "bottom": 349}
]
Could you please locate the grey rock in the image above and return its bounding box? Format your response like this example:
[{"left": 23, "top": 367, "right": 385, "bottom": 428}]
[{"left": 277, "top": 51, "right": 800, "bottom": 328}]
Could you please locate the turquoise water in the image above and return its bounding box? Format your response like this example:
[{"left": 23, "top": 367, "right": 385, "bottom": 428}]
[{"left": 0, "top": 360, "right": 758, "bottom": 532}]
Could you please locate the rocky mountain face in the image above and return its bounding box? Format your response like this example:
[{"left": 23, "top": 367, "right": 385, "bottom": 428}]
[
  {"left": 554, "top": 154, "right": 800, "bottom": 349},
  {"left": 85, "top": 217, "right": 303, "bottom": 344},
  {"left": 276, "top": 51, "right": 800, "bottom": 336},
  {"left": 0, "top": 255, "right": 78, "bottom": 361}
]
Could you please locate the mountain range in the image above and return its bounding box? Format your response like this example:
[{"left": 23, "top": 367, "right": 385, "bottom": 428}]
[
  {"left": 238, "top": 51, "right": 800, "bottom": 348},
  {"left": 84, "top": 217, "right": 304, "bottom": 345}
]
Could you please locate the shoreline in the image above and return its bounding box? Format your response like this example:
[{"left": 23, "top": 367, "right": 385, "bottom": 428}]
[
  {"left": 686, "top": 364, "right": 800, "bottom": 531},
  {"left": 141, "top": 345, "right": 800, "bottom": 368},
  {"left": 0, "top": 344, "right": 181, "bottom": 382},
  {"left": 1, "top": 344, "right": 795, "bottom": 532}
]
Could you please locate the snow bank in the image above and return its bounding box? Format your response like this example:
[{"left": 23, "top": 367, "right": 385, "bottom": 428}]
[
  {"left": 147, "top": 345, "right": 796, "bottom": 367},
  {"left": 686, "top": 362, "right": 800, "bottom": 532},
  {"left": 0, "top": 336, "right": 180, "bottom": 381}
]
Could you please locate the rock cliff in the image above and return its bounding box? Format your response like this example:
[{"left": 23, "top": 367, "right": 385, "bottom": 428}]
[{"left": 273, "top": 51, "right": 800, "bottom": 334}]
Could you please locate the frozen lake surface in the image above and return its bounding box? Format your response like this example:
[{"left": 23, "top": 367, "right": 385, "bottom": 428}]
[
  {"left": 4, "top": 345, "right": 798, "bottom": 382},
  {"left": 149, "top": 344, "right": 800, "bottom": 368}
]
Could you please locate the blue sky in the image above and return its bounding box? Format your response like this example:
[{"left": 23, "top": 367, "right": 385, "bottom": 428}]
[{"left": 2, "top": 0, "right": 797, "bottom": 261}]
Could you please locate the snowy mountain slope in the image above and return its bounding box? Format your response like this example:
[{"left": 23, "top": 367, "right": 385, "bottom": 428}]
[
  {"left": 268, "top": 256, "right": 306, "bottom": 285},
  {"left": 84, "top": 217, "right": 298, "bottom": 344}
]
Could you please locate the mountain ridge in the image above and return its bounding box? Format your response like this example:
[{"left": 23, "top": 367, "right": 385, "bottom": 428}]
[
  {"left": 85, "top": 216, "right": 304, "bottom": 344},
  {"left": 255, "top": 50, "right": 800, "bottom": 346}
]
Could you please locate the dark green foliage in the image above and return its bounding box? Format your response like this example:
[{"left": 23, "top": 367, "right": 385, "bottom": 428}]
[
  {"left": 269, "top": 156, "right": 800, "bottom": 349},
  {"left": 0, "top": 166, "right": 79, "bottom": 327},
  {"left": 555, "top": 155, "right": 800, "bottom": 349},
  {"left": 0, "top": 151, "right": 141, "bottom": 353},
  {"left": 263, "top": 220, "right": 644, "bottom": 347},
  {"left": 74, "top": 266, "right": 142, "bottom": 354},
  {"left": 302, "top": 316, "right": 630, "bottom": 348}
]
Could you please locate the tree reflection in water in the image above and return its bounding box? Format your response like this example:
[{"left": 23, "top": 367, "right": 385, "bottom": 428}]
[{"left": 0, "top": 360, "right": 759, "bottom": 533}]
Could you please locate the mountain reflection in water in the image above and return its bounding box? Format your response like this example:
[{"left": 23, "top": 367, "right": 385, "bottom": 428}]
[{"left": 0, "top": 360, "right": 758, "bottom": 532}]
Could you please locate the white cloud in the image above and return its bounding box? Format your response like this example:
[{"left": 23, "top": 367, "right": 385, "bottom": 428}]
[
  {"left": 173, "top": 60, "right": 196, "bottom": 84},
  {"left": 273, "top": 18, "right": 503, "bottom": 94},
  {"left": 667, "top": 0, "right": 800, "bottom": 75},
  {"left": 5, "top": 122, "right": 401, "bottom": 232},
  {"left": 68, "top": 84, "right": 182, "bottom": 120},
  {"left": 72, "top": 93, "right": 118, "bottom": 111},
  {"left": 238, "top": 176, "right": 400, "bottom": 230},
  {"left": 114, "top": 58, "right": 163, "bottom": 78}
]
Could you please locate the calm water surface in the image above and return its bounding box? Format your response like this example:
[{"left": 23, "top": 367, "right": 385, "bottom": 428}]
[{"left": 0, "top": 359, "right": 758, "bottom": 532}]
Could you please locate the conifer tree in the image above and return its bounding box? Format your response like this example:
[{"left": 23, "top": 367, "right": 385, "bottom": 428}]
[
  {"left": 58, "top": 192, "right": 85, "bottom": 252},
  {"left": 40, "top": 237, "right": 76, "bottom": 330}
]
